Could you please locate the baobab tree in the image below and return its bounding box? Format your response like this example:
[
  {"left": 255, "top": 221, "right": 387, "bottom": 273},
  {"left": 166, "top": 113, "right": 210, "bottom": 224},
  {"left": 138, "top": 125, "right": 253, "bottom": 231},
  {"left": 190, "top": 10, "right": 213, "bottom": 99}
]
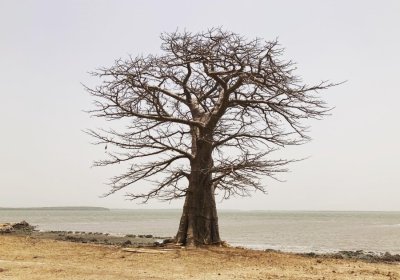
[{"left": 86, "top": 28, "right": 333, "bottom": 246}]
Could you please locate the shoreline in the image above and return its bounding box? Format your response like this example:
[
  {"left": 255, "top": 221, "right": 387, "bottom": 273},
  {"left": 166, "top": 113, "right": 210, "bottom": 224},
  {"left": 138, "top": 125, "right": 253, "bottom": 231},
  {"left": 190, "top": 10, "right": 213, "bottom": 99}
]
[
  {"left": 1, "top": 221, "right": 399, "bottom": 264},
  {"left": 2, "top": 210, "right": 399, "bottom": 255},
  {"left": 1, "top": 222, "right": 400, "bottom": 279}
]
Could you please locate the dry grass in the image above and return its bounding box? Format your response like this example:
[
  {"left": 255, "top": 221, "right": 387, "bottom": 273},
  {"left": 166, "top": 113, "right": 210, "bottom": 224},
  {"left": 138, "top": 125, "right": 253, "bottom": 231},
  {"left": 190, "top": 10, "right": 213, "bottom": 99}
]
[{"left": 0, "top": 235, "right": 399, "bottom": 280}]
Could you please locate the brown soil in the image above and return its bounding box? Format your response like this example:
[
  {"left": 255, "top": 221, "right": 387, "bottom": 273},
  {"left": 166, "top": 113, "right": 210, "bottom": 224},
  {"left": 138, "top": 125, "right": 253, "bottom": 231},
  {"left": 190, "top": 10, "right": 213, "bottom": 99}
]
[{"left": 1, "top": 235, "right": 399, "bottom": 280}]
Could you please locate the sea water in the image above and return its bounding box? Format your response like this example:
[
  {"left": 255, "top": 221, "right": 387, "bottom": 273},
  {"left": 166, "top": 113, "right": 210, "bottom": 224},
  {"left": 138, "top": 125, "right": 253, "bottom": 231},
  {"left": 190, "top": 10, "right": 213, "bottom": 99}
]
[{"left": 1, "top": 209, "right": 399, "bottom": 254}]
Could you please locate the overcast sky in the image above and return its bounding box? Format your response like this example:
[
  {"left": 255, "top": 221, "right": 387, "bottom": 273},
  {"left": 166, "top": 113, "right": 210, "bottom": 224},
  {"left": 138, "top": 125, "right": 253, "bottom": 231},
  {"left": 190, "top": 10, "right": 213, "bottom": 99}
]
[{"left": 0, "top": 0, "right": 399, "bottom": 211}]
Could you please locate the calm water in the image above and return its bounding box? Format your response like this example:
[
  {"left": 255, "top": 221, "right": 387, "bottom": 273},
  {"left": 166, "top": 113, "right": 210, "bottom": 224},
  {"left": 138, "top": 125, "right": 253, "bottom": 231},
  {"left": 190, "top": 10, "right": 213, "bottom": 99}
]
[{"left": 1, "top": 209, "right": 399, "bottom": 254}]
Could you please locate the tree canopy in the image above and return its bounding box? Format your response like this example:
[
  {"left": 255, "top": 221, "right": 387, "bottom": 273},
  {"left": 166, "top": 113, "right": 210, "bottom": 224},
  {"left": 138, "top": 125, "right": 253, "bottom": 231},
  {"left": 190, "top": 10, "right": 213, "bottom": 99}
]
[{"left": 86, "top": 28, "right": 333, "bottom": 245}]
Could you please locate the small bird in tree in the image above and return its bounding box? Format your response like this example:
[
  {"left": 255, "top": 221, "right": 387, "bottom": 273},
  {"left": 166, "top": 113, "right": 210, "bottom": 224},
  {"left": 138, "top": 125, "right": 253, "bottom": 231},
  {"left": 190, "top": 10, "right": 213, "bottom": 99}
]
[{"left": 85, "top": 28, "right": 335, "bottom": 246}]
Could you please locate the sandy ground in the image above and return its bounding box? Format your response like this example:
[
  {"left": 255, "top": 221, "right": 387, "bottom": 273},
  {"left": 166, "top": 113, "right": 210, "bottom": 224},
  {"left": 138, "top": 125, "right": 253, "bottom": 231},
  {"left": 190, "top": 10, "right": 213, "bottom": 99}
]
[{"left": 0, "top": 235, "right": 399, "bottom": 280}]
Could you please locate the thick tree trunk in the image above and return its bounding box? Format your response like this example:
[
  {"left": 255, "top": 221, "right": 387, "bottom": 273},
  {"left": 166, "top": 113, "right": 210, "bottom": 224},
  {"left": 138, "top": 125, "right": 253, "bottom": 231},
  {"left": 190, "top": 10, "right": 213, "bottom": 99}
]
[
  {"left": 175, "top": 180, "right": 220, "bottom": 246},
  {"left": 175, "top": 136, "right": 221, "bottom": 246}
]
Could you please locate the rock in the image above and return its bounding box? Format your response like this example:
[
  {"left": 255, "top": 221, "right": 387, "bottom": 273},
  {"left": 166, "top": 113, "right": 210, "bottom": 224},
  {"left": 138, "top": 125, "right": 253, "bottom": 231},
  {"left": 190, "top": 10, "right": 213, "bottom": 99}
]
[
  {"left": 314, "top": 250, "right": 400, "bottom": 263},
  {"left": 162, "top": 238, "right": 175, "bottom": 244},
  {"left": 12, "top": 221, "right": 35, "bottom": 231},
  {"left": 381, "top": 252, "right": 400, "bottom": 262},
  {"left": 122, "top": 240, "right": 132, "bottom": 246},
  {"left": 64, "top": 236, "right": 85, "bottom": 242},
  {"left": 302, "top": 252, "right": 317, "bottom": 257},
  {"left": 0, "top": 221, "right": 35, "bottom": 234},
  {"left": 0, "top": 224, "right": 14, "bottom": 234}
]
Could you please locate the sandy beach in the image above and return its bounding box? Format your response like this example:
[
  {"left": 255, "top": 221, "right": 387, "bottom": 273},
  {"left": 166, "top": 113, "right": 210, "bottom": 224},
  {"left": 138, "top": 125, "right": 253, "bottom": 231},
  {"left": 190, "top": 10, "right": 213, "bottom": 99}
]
[{"left": 1, "top": 235, "right": 399, "bottom": 280}]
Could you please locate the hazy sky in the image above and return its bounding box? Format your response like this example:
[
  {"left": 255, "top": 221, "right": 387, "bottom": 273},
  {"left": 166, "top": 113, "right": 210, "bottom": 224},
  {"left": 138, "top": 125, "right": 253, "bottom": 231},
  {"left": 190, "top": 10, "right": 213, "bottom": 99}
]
[{"left": 1, "top": 0, "right": 399, "bottom": 210}]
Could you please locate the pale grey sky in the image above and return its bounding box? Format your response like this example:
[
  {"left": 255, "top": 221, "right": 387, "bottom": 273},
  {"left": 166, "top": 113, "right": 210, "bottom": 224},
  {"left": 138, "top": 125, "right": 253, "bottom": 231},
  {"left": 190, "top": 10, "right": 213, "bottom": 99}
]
[{"left": 0, "top": 0, "right": 399, "bottom": 210}]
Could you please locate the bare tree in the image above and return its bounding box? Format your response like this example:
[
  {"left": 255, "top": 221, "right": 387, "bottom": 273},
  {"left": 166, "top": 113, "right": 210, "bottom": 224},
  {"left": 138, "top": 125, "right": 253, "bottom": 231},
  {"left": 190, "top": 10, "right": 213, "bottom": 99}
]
[{"left": 86, "top": 28, "right": 334, "bottom": 246}]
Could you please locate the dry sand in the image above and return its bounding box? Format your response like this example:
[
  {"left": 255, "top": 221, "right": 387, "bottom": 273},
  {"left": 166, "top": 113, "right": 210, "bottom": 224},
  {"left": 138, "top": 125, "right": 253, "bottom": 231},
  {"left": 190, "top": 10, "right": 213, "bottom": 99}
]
[{"left": 0, "top": 235, "right": 399, "bottom": 280}]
